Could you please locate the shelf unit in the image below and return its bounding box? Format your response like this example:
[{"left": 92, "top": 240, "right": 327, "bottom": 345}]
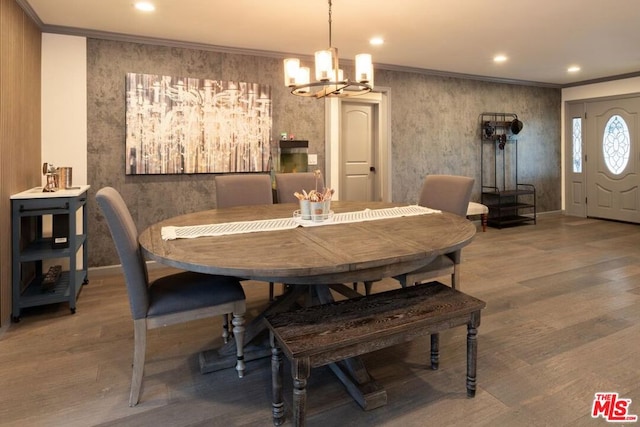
[
  {"left": 11, "top": 185, "right": 90, "bottom": 321},
  {"left": 480, "top": 112, "right": 536, "bottom": 228}
]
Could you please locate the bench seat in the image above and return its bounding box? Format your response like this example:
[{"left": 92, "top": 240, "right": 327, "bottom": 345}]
[
  {"left": 467, "top": 201, "right": 489, "bottom": 232},
  {"left": 264, "top": 281, "right": 486, "bottom": 426}
]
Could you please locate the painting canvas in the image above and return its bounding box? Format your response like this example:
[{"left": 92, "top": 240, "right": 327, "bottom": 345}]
[{"left": 125, "top": 73, "right": 272, "bottom": 174}]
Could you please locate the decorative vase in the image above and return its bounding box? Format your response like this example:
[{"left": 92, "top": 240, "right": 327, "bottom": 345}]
[
  {"left": 310, "top": 201, "right": 328, "bottom": 222},
  {"left": 299, "top": 199, "right": 311, "bottom": 220},
  {"left": 324, "top": 199, "right": 331, "bottom": 217}
]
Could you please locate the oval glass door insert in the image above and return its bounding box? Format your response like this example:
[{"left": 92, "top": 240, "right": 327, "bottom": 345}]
[{"left": 603, "top": 114, "right": 631, "bottom": 175}]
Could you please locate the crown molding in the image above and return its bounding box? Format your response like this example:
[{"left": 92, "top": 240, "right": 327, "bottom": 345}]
[
  {"left": 24, "top": 16, "right": 639, "bottom": 90},
  {"left": 561, "top": 71, "right": 640, "bottom": 88},
  {"left": 39, "top": 25, "right": 564, "bottom": 89},
  {"left": 15, "top": 0, "right": 43, "bottom": 26}
]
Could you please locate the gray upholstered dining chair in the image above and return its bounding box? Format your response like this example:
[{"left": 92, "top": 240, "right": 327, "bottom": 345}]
[
  {"left": 214, "top": 174, "right": 278, "bottom": 300},
  {"left": 96, "top": 186, "right": 246, "bottom": 407},
  {"left": 393, "top": 174, "right": 475, "bottom": 289},
  {"left": 275, "top": 172, "right": 325, "bottom": 204},
  {"left": 214, "top": 174, "right": 273, "bottom": 207},
  {"left": 362, "top": 174, "right": 475, "bottom": 295}
]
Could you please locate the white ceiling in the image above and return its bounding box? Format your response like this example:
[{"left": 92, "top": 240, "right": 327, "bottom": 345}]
[{"left": 20, "top": 0, "right": 640, "bottom": 87}]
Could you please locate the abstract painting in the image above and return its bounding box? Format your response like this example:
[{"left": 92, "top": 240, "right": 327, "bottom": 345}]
[{"left": 125, "top": 73, "right": 272, "bottom": 174}]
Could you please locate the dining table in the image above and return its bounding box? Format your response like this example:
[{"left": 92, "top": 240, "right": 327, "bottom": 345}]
[{"left": 138, "top": 200, "right": 476, "bottom": 410}]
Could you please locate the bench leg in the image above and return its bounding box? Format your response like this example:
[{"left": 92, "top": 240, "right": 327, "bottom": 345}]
[
  {"left": 292, "top": 358, "right": 311, "bottom": 427},
  {"left": 430, "top": 333, "right": 439, "bottom": 370},
  {"left": 466, "top": 311, "right": 481, "bottom": 397},
  {"left": 270, "top": 333, "right": 285, "bottom": 426}
]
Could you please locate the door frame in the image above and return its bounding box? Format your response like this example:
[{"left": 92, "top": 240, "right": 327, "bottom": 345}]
[
  {"left": 564, "top": 92, "right": 640, "bottom": 219},
  {"left": 325, "top": 87, "right": 391, "bottom": 201}
]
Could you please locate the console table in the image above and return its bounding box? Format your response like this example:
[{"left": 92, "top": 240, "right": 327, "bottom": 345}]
[{"left": 11, "top": 186, "right": 90, "bottom": 321}]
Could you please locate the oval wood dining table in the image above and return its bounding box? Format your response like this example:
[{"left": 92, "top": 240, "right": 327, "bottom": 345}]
[{"left": 138, "top": 200, "right": 476, "bottom": 410}]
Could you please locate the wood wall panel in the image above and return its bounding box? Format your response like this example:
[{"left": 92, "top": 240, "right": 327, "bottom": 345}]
[{"left": 0, "top": 0, "right": 41, "bottom": 328}]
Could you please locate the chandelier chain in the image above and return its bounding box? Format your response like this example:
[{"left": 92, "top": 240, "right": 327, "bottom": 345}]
[{"left": 328, "top": 0, "right": 333, "bottom": 47}]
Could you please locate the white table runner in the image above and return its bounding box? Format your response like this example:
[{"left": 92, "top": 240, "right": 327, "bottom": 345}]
[{"left": 161, "top": 205, "right": 439, "bottom": 240}]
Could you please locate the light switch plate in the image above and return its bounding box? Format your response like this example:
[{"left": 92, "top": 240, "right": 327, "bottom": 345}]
[{"left": 308, "top": 154, "right": 318, "bottom": 165}]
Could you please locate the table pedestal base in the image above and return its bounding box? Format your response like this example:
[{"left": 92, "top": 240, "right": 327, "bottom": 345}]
[
  {"left": 329, "top": 359, "right": 387, "bottom": 410},
  {"left": 198, "top": 283, "right": 390, "bottom": 410}
]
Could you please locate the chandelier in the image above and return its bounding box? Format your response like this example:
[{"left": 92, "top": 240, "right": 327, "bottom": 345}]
[{"left": 283, "top": 0, "right": 374, "bottom": 99}]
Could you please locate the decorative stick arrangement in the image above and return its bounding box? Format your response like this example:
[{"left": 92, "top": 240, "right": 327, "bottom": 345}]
[
  {"left": 293, "top": 170, "right": 333, "bottom": 221},
  {"left": 293, "top": 170, "right": 333, "bottom": 202}
]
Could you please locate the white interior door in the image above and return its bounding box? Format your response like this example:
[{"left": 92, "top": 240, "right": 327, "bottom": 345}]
[
  {"left": 341, "top": 102, "right": 376, "bottom": 201},
  {"left": 325, "top": 89, "right": 391, "bottom": 202},
  {"left": 586, "top": 96, "right": 640, "bottom": 223}
]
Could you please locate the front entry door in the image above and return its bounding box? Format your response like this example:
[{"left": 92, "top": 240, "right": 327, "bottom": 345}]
[
  {"left": 586, "top": 97, "right": 640, "bottom": 223},
  {"left": 341, "top": 102, "right": 377, "bottom": 201}
]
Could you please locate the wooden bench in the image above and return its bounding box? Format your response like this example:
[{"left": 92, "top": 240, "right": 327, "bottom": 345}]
[{"left": 264, "top": 281, "right": 486, "bottom": 426}]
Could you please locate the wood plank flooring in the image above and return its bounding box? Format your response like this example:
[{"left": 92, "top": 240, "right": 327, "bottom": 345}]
[{"left": 1, "top": 213, "right": 639, "bottom": 426}]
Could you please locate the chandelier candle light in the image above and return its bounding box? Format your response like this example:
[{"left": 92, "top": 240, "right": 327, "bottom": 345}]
[{"left": 283, "top": 0, "right": 374, "bottom": 99}]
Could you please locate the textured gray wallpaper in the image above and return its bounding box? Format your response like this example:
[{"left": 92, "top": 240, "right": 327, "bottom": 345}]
[{"left": 87, "top": 39, "right": 561, "bottom": 267}]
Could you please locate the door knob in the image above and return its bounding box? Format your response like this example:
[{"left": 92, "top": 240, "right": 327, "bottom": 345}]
[{"left": 370, "top": 166, "right": 376, "bottom": 172}]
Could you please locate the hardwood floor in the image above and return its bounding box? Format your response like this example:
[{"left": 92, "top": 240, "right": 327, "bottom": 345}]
[{"left": 1, "top": 213, "right": 639, "bottom": 426}]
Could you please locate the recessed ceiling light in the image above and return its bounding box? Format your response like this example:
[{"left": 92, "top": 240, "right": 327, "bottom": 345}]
[
  {"left": 134, "top": 2, "right": 155, "bottom": 12},
  {"left": 568, "top": 65, "right": 581, "bottom": 73},
  {"left": 493, "top": 55, "right": 508, "bottom": 63},
  {"left": 369, "top": 37, "right": 384, "bottom": 46}
]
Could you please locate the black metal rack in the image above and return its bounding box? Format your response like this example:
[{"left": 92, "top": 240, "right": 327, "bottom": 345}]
[{"left": 480, "top": 112, "right": 536, "bottom": 228}]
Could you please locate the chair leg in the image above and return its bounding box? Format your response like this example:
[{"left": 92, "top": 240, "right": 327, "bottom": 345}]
[
  {"left": 392, "top": 273, "right": 409, "bottom": 288},
  {"left": 451, "top": 264, "right": 460, "bottom": 290},
  {"left": 269, "top": 282, "right": 275, "bottom": 302},
  {"left": 129, "top": 319, "right": 147, "bottom": 407},
  {"left": 364, "top": 281, "right": 373, "bottom": 296},
  {"left": 222, "top": 314, "right": 230, "bottom": 343},
  {"left": 232, "top": 312, "right": 246, "bottom": 378}
]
